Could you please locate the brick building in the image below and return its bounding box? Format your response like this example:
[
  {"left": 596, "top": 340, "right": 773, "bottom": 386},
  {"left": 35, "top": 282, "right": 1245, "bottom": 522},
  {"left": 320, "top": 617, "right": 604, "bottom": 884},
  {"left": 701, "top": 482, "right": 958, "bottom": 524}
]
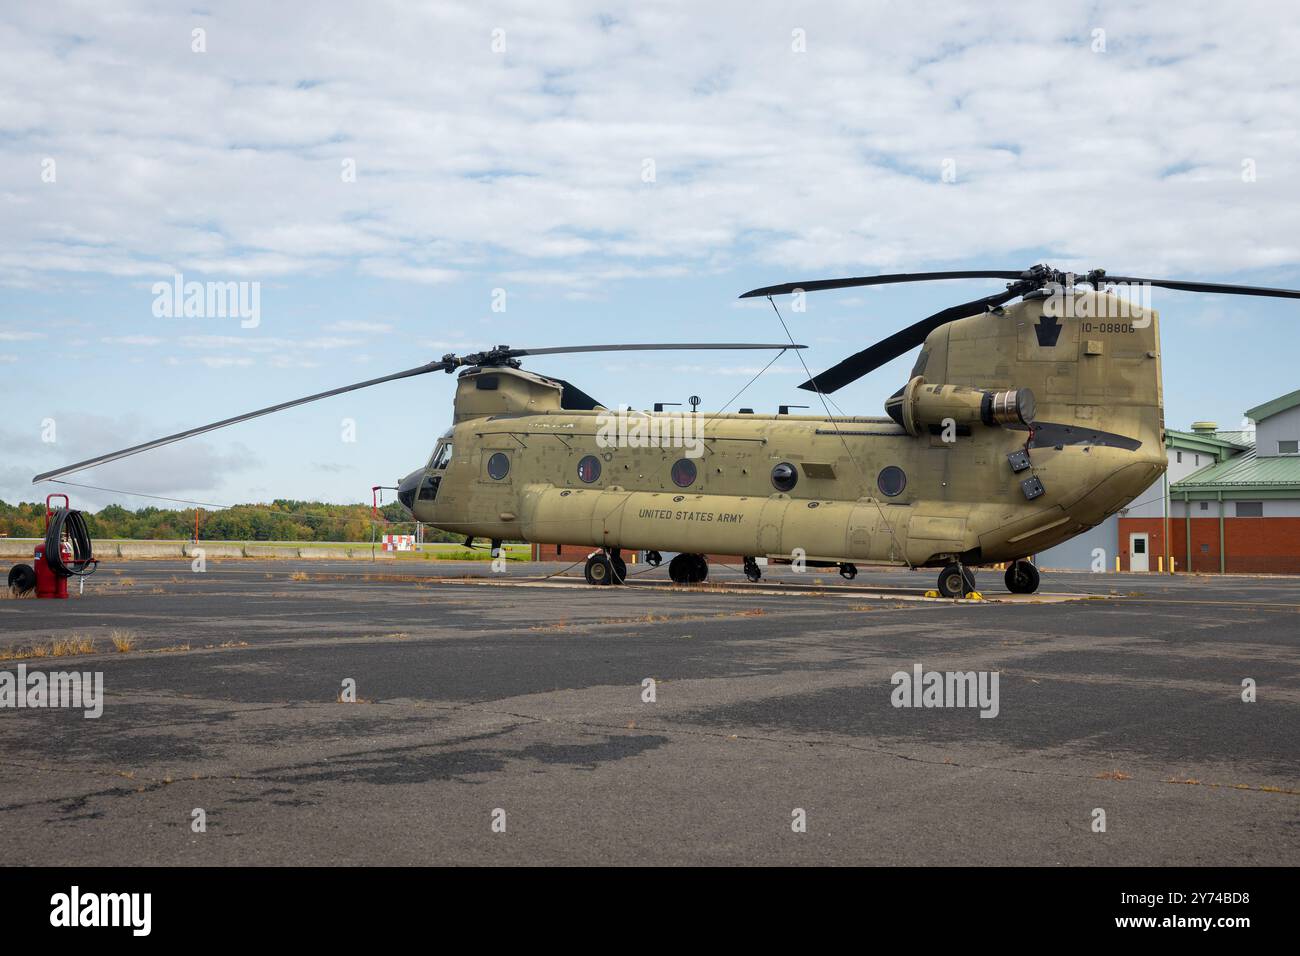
[
  {"left": 1119, "top": 389, "right": 1300, "bottom": 573},
  {"left": 1040, "top": 388, "right": 1300, "bottom": 573}
]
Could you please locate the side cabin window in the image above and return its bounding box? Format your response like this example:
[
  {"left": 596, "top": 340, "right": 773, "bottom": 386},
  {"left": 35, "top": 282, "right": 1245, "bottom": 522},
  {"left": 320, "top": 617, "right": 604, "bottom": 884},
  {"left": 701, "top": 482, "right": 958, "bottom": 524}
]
[{"left": 431, "top": 442, "right": 454, "bottom": 470}]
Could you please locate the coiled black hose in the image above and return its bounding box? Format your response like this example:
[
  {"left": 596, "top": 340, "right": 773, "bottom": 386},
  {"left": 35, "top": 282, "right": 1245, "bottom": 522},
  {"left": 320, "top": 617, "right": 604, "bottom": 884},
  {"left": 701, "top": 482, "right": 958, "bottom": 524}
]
[{"left": 44, "top": 508, "right": 98, "bottom": 577}]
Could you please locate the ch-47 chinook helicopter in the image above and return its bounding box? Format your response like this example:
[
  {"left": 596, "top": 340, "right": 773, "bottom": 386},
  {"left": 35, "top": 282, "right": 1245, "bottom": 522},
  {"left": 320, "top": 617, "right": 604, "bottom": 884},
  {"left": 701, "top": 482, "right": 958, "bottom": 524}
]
[{"left": 34, "top": 265, "right": 1300, "bottom": 597}]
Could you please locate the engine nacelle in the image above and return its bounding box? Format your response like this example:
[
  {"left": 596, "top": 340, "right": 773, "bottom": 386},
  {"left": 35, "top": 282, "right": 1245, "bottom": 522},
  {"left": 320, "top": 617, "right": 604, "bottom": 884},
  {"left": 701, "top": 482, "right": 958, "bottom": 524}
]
[{"left": 885, "top": 376, "right": 1035, "bottom": 437}]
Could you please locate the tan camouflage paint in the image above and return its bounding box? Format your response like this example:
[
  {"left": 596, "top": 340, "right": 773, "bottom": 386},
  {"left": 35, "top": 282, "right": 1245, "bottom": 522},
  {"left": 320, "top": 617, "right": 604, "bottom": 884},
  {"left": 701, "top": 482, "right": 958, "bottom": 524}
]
[{"left": 412, "top": 290, "right": 1166, "bottom": 568}]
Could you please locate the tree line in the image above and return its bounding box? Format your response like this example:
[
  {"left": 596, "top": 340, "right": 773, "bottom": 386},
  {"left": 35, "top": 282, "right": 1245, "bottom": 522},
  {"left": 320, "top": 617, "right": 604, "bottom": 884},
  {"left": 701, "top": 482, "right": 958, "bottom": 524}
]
[{"left": 0, "top": 499, "right": 464, "bottom": 543}]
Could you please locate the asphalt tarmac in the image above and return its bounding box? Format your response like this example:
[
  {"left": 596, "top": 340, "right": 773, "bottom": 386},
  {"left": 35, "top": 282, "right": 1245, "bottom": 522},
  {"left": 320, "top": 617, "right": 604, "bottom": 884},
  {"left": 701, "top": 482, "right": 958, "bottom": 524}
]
[{"left": 1, "top": 559, "right": 1296, "bottom": 865}]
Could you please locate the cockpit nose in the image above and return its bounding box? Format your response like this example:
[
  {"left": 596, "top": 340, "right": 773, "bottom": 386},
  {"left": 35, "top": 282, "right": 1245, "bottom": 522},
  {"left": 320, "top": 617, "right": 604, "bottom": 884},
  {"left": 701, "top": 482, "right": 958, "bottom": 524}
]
[{"left": 396, "top": 468, "right": 423, "bottom": 515}]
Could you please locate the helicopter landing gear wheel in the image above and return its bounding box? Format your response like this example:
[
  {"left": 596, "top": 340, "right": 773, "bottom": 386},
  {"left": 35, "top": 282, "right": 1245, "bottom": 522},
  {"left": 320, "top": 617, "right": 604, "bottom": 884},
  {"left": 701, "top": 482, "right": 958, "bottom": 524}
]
[
  {"left": 937, "top": 563, "right": 976, "bottom": 598},
  {"left": 839, "top": 562, "right": 858, "bottom": 580},
  {"left": 645, "top": 550, "right": 662, "bottom": 567},
  {"left": 668, "top": 553, "right": 709, "bottom": 584},
  {"left": 584, "top": 552, "right": 616, "bottom": 586},
  {"left": 743, "top": 557, "right": 762, "bottom": 583},
  {"left": 1004, "top": 560, "right": 1041, "bottom": 594}
]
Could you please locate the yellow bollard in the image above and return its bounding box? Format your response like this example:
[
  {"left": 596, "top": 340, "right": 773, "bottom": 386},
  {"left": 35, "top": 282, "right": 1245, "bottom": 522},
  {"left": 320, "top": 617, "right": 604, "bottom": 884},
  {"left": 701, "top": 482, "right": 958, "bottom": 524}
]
[
  {"left": 1114, "top": 555, "right": 1120, "bottom": 572},
  {"left": 1157, "top": 556, "right": 1163, "bottom": 573}
]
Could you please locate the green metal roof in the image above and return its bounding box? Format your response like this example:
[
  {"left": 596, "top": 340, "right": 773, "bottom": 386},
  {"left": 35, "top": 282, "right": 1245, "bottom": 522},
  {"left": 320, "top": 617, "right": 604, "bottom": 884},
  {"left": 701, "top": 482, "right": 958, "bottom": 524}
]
[
  {"left": 1171, "top": 448, "right": 1300, "bottom": 493},
  {"left": 1166, "top": 428, "right": 1244, "bottom": 455},
  {"left": 1246, "top": 388, "right": 1300, "bottom": 423},
  {"left": 1213, "top": 429, "right": 1255, "bottom": 449}
]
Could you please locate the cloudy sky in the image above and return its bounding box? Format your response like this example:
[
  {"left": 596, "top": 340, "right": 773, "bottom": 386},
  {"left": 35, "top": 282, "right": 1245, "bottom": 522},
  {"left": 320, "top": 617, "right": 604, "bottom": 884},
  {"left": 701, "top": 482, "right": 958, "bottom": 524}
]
[{"left": 2, "top": 0, "right": 1299, "bottom": 509}]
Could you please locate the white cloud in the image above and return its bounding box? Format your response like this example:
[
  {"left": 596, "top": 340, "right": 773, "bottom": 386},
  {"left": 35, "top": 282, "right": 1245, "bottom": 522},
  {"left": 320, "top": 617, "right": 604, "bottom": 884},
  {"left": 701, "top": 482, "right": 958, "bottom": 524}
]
[
  {"left": 325, "top": 320, "right": 393, "bottom": 334},
  {"left": 100, "top": 335, "right": 163, "bottom": 346},
  {"left": 0, "top": 413, "right": 258, "bottom": 502},
  {"left": 2, "top": 0, "right": 1297, "bottom": 294},
  {"left": 198, "top": 356, "right": 256, "bottom": 368},
  {"left": 358, "top": 260, "right": 459, "bottom": 285}
]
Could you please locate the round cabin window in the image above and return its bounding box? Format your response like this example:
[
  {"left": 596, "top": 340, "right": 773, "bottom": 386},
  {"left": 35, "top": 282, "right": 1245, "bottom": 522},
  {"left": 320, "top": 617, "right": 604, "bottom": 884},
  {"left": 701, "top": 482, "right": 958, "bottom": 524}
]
[
  {"left": 577, "top": 454, "right": 602, "bottom": 483},
  {"left": 487, "top": 452, "right": 510, "bottom": 480},
  {"left": 877, "top": 465, "right": 907, "bottom": 497},
  {"left": 671, "top": 458, "right": 697, "bottom": 488},
  {"left": 771, "top": 462, "right": 798, "bottom": 492}
]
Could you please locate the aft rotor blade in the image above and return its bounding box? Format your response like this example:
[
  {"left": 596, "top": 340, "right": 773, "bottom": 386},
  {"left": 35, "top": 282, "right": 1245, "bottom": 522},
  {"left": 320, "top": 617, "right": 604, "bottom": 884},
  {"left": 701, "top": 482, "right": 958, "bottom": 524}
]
[
  {"left": 32, "top": 360, "right": 450, "bottom": 483},
  {"left": 739, "top": 270, "right": 1024, "bottom": 299},
  {"left": 508, "top": 342, "right": 807, "bottom": 356},
  {"left": 1097, "top": 276, "right": 1300, "bottom": 299},
  {"left": 797, "top": 287, "right": 1023, "bottom": 394}
]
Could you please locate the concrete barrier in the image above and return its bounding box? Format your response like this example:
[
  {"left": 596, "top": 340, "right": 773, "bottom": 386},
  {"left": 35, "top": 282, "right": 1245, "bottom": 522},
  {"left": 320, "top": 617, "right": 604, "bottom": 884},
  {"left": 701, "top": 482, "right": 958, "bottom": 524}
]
[
  {"left": 116, "top": 541, "right": 186, "bottom": 558},
  {"left": 0, "top": 538, "right": 465, "bottom": 561},
  {"left": 242, "top": 545, "right": 304, "bottom": 559},
  {"left": 0, "top": 539, "right": 37, "bottom": 558},
  {"left": 183, "top": 543, "right": 245, "bottom": 558}
]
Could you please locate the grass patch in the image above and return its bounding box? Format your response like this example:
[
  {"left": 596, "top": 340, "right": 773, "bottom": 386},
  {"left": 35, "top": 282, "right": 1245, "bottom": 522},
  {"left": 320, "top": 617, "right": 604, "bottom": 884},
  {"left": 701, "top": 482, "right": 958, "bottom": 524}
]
[
  {"left": 51, "top": 635, "right": 96, "bottom": 656},
  {"left": 110, "top": 629, "right": 138, "bottom": 653},
  {"left": 2, "top": 635, "right": 98, "bottom": 659}
]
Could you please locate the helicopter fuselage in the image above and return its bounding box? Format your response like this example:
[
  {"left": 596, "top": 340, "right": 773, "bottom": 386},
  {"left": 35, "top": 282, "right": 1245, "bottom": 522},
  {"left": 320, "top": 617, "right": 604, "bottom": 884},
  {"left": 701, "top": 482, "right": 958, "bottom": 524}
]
[{"left": 405, "top": 290, "right": 1167, "bottom": 569}]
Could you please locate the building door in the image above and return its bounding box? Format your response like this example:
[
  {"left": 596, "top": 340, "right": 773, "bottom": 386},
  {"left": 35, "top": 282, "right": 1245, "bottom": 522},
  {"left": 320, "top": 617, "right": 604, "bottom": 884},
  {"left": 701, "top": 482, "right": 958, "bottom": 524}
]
[{"left": 1129, "top": 532, "right": 1149, "bottom": 572}]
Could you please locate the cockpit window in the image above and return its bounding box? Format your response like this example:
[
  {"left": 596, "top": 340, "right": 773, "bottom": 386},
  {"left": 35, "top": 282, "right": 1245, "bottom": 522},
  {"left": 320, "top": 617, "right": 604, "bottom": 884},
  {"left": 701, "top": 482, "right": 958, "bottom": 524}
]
[
  {"left": 418, "top": 475, "right": 441, "bottom": 501},
  {"left": 431, "top": 443, "right": 454, "bottom": 470}
]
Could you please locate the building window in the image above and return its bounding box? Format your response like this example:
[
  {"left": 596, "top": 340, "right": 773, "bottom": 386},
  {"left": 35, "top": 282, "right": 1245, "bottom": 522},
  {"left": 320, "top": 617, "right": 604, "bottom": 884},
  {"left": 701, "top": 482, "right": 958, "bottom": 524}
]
[
  {"left": 1199, "top": 501, "right": 1208, "bottom": 511},
  {"left": 577, "top": 455, "right": 602, "bottom": 483},
  {"left": 1280, "top": 440, "right": 1299, "bottom": 455},
  {"left": 486, "top": 453, "right": 510, "bottom": 480},
  {"left": 1194, "top": 454, "right": 1200, "bottom": 466},
  {"left": 1235, "top": 501, "right": 1263, "bottom": 517},
  {"left": 1176, "top": 451, "right": 1182, "bottom": 463},
  {"left": 671, "top": 458, "right": 697, "bottom": 488}
]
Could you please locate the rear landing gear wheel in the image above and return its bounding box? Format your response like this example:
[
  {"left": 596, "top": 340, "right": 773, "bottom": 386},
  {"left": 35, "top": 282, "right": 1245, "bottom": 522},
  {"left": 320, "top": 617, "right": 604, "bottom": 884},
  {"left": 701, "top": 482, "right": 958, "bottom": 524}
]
[
  {"left": 1004, "top": 560, "right": 1040, "bottom": 594},
  {"left": 585, "top": 552, "right": 615, "bottom": 585},
  {"left": 646, "top": 550, "right": 662, "bottom": 567},
  {"left": 937, "top": 563, "right": 976, "bottom": 598},
  {"left": 668, "top": 553, "right": 709, "bottom": 584},
  {"left": 839, "top": 563, "right": 858, "bottom": 580},
  {"left": 743, "top": 557, "right": 762, "bottom": 582}
]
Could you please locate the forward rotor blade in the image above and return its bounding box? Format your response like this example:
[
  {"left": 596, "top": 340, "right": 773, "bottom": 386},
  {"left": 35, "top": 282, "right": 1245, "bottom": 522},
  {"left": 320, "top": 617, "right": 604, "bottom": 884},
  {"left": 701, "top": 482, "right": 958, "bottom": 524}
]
[
  {"left": 1097, "top": 276, "right": 1300, "bottom": 299},
  {"left": 739, "top": 270, "right": 1024, "bottom": 299},
  {"left": 797, "top": 287, "right": 1023, "bottom": 394},
  {"left": 32, "top": 360, "right": 449, "bottom": 483},
  {"left": 508, "top": 342, "right": 807, "bottom": 356}
]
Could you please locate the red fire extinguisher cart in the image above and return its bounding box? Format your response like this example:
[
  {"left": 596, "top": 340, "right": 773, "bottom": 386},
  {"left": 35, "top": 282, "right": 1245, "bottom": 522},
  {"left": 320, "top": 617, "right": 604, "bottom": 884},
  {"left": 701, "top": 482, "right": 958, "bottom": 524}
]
[
  {"left": 6, "top": 494, "right": 98, "bottom": 599},
  {"left": 34, "top": 494, "right": 75, "bottom": 598}
]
